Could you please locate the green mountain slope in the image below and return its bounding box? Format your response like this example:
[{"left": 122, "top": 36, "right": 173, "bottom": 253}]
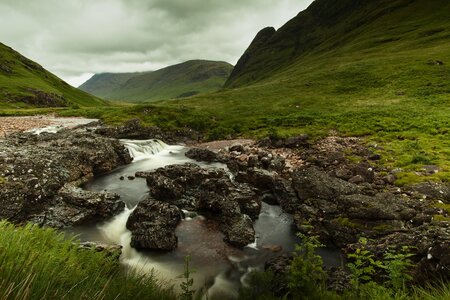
[
  {"left": 225, "top": 0, "right": 450, "bottom": 88},
  {"left": 79, "top": 60, "right": 233, "bottom": 102},
  {"left": 0, "top": 43, "right": 105, "bottom": 108}
]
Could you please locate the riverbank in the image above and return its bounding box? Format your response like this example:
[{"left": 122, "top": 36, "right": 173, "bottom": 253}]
[{"left": 0, "top": 121, "right": 449, "bottom": 299}]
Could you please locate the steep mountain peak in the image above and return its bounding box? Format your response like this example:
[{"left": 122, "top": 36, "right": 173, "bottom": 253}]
[{"left": 225, "top": 0, "right": 448, "bottom": 88}]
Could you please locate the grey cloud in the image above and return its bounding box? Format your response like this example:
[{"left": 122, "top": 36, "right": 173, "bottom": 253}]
[{"left": 0, "top": 0, "right": 313, "bottom": 86}]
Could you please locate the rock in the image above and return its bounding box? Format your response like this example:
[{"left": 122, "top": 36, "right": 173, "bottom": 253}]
[
  {"left": 349, "top": 175, "right": 364, "bottom": 184},
  {"left": 126, "top": 199, "right": 182, "bottom": 251},
  {"left": 43, "top": 183, "right": 125, "bottom": 227},
  {"left": 407, "top": 182, "right": 450, "bottom": 202},
  {"left": 337, "top": 193, "right": 417, "bottom": 221},
  {"left": 422, "top": 165, "right": 440, "bottom": 175},
  {"left": 283, "top": 135, "right": 310, "bottom": 148},
  {"left": 383, "top": 174, "right": 396, "bottom": 185},
  {"left": 138, "top": 163, "right": 258, "bottom": 247},
  {"left": 235, "top": 168, "right": 298, "bottom": 212},
  {"left": 262, "top": 244, "right": 283, "bottom": 252},
  {"left": 229, "top": 143, "right": 245, "bottom": 153},
  {"left": 185, "top": 147, "right": 218, "bottom": 162},
  {"left": 119, "top": 176, "right": 125, "bottom": 180},
  {"left": 223, "top": 214, "right": 255, "bottom": 247},
  {"left": 368, "top": 153, "right": 382, "bottom": 161},
  {"left": 263, "top": 254, "right": 293, "bottom": 296},
  {"left": 326, "top": 267, "right": 351, "bottom": 294},
  {"left": 0, "top": 131, "right": 131, "bottom": 226},
  {"left": 351, "top": 163, "right": 375, "bottom": 183},
  {"left": 78, "top": 241, "right": 122, "bottom": 260},
  {"left": 292, "top": 167, "right": 361, "bottom": 201},
  {"left": 127, "top": 176, "right": 135, "bottom": 180}
]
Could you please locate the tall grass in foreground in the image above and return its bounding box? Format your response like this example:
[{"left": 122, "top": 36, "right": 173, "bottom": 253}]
[{"left": 0, "top": 221, "right": 176, "bottom": 300}]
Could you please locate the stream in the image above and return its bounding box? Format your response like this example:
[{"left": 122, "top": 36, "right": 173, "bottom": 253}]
[{"left": 68, "top": 140, "right": 341, "bottom": 299}]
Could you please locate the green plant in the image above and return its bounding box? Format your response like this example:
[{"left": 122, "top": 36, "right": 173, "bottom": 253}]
[
  {"left": 382, "top": 247, "right": 415, "bottom": 291},
  {"left": 347, "top": 237, "right": 384, "bottom": 288},
  {"left": 179, "top": 255, "right": 196, "bottom": 300},
  {"left": 287, "top": 233, "right": 327, "bottom": 299}
]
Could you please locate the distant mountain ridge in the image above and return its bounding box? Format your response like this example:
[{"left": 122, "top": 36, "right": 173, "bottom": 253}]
[
  {"left": 0, "top": 43, "right": 105, "bottom": 108},
  {"left": 79, "top": 60, "right": 233, "bottom": 102}
]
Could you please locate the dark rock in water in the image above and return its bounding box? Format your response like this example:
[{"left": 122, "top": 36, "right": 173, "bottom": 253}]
[
  {"left": 185, "top": 147, "right": 218, "bottom": 162},
  {"left": 137, "top": 163, "right": 258, "bottom": 247},
  {"left": 223, "top": 214, "right": 255, "bottom": 247},
  {"left": 292, "top": 167, "right": 361, "bottom": 201},
  {"left": 78, "top": 241, "right": 122, "bottom": 260},
  {"left": 37, "top": 184, "right": 125, "bottom": 228},
  {"left": 0, "top": 131, "right": 132, "bottom": 227},
  {"left": 235, "top": 168, "right": 298, "bottom": 213},
  {"left": 127, "top": 175, "right": 135, "bottom": 180},
  {"left": 126, "top": 199, "right": 182, "bottom": 251}
]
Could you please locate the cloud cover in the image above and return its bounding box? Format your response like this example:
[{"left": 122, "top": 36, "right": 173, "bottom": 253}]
[{"left": 0, "top": 0, "right": 313, "bottom": 86}]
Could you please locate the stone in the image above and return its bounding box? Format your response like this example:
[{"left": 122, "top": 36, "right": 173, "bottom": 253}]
[{"left": 126, "top": 199, "right": 182, "bottom": 251}]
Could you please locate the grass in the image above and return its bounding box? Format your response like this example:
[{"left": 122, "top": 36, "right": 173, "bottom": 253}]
[{"left": 0, "top": 221, "right": 176, "bottom": 300}]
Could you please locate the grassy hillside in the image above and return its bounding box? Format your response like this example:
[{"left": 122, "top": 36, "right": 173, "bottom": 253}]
[
  {"left": 60, "top": 0, "right": 450, "bottom": 185},
  {"left": 0, "top": 43, "right": 105, "bottom": 108},
  {"left": 79, "top": 60, "right": 233, "bottom": 102}
]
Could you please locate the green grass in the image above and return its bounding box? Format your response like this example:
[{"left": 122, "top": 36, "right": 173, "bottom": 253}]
[
  {"left": 0, "top": 221, "right": 176, "bottom": 300},
  {"left": 79, "top": 60, "right": 233, "bottom": 103},
  {"left": 0, "top": 43, "right": 106, "bottom": 108}
]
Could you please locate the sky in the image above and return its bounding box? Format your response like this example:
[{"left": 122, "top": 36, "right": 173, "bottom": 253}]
[{"left": 0, "top": 0, "right": 313, "bottom": 87}]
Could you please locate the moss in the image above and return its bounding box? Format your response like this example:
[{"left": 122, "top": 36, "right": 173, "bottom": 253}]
[
  {"left": 372, "top": 224, "right": 394, "bottom": 232},
  {"left": 435, "top": 202, "right": 450, "bottom": 214},
  {"left": 433, "top": 214, "right": 450, "bottom": 222},
  {"left": 335, "top": 217, "right": 360, "bottom": 229},
  {"left": 0, "top": 176, "right": 6, "bottom": 185}
]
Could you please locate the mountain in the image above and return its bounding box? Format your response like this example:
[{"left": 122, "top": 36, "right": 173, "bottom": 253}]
[
  {"left": 225, "top": 0, "right": 450, "bottom": 87},
  {"left": 79, "top": 60, "right": 233, "bottom": 102},
  {"left": 0, "top": 43, "right": 105, "bottom": 108}
]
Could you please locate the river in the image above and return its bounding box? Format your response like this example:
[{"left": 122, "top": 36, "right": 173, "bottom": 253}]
[{"left": 67, "top": 139, "right": 340, "bottom": 299}]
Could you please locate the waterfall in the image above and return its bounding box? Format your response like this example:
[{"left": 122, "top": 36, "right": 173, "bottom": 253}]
[{"left": 121, "top": 139, "right": 168, "bottom": 160}]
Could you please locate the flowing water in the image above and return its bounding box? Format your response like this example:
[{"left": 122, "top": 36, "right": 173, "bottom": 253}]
[{"left": 68, "top": 140, "right": 341, "bottom": 299}]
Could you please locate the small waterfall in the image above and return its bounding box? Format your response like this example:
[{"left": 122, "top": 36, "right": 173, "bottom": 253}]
[{"left": 121, "top": 139, "right": 168, "bottom": 160}]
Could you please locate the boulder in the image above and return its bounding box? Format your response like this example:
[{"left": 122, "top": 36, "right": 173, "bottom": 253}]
[
  {"left": 292, "top": 167, "right": 361, "bottom": 201},
  {"left": 126, "top": 199, "right": 182, "bottom": 251},
  {"left": 138, "top": 163, "right": 258, "bottom": 247},
  {"left": 185, "top": 147, "right": 219, "bottom": 162},
  {"left": 0, "top": 131, "right": 132, "bottom": 226}
]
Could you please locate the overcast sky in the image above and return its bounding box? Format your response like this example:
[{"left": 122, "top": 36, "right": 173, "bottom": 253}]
[{"left": 0, "top": 0, "right": 313, "bottom": 87}]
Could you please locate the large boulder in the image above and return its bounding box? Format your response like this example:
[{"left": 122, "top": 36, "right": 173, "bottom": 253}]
[
  {"left": 137, "top": 163, "right": 258, "bottom": 247},
  {"left": 292, "top": 167, "right": 361, "bottom": 201},
  {"left": 0, "top": 130, "right": 132, "bottom": 226},
  {"left": 126, "top": 199, "right": 182, "bottom": 251}
]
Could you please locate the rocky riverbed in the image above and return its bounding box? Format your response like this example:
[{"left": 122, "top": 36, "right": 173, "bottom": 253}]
[{"left": 0, "top": 120, "right": 449, "bottom": 294}]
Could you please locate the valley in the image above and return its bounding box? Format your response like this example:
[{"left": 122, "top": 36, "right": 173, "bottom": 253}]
[{"left": 1, "top": 0, "right": 450, "bottom": 299}]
